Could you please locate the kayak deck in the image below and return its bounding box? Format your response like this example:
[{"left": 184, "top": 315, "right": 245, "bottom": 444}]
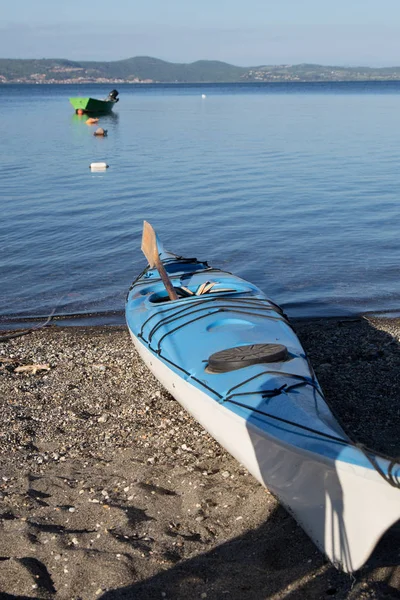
[{"left": 127, "top": 257, "right": 363, "bottom": 463}]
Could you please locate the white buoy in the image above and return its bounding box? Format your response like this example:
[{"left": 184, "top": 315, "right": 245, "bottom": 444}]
[
  {"left": 201, "top": 94, "right": 206, "bottom": 99},
  {"left": 90, "top": 162, "right": 109, "bottom": 171}
]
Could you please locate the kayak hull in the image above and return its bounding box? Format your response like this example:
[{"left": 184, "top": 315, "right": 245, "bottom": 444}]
[{"left": 126, "top": 242, "right": 400, "bottom": 572}]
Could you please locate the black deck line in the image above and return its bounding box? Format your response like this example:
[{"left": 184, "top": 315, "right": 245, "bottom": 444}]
[
  {"left": 128, "top": 267, "right": 222, "bottom": 290},
  {"left": 152, "top": 308, "right": 289, "bottom": 353},
  {"left": 139, "top": 296, "right": 282, "bottom": 338},
  {"left": 146, "top": 301, "right": 287, "bottom": 343},
  {"left": 146, "top": 335, "right": 398, "bottom": 468}
]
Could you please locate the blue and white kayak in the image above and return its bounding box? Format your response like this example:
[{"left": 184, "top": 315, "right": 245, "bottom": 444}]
[{"left": 125, "top": 223, "right": 400, "bottom": 573}]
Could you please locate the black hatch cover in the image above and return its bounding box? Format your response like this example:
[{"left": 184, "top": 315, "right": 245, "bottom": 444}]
[{"left": 208, "top": 343, "right": 288, "bottom": 373}]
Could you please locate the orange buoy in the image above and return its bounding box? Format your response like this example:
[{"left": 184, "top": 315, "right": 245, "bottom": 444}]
[
  {"left": 86, "top": 118, "right": 99, "bottom": 125},
  {"left": 77, "top": 109, "right": 84, "bottom": 115}
]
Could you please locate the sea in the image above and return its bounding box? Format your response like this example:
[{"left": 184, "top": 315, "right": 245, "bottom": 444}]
[{"left": 2, "top": 81, "right": 400, "bottom": 326}]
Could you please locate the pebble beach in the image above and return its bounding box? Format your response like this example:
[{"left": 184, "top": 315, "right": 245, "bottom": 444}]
[{"left": 0, "top": 317, "right": 400, "bottom": 599}]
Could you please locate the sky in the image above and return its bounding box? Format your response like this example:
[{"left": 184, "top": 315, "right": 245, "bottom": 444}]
[{"left": 2, "top": 0, "right": 400, "bottom": 67}]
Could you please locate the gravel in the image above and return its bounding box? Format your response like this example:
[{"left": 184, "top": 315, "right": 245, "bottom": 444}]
[{"left": 0, "top": 318, "right": 399, "bottom": 599}]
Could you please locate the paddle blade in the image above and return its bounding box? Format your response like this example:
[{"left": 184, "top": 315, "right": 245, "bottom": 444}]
[
  {"left": 141, "top": 220, "right": 158, "bottom": 268},
  {"left": 140, "top": 221, "right": 179, "bottom": 301}
]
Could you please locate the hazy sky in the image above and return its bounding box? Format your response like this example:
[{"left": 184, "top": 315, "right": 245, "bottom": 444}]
[{"left": 2, "top": 0, "right": 400, "bottom": 66}]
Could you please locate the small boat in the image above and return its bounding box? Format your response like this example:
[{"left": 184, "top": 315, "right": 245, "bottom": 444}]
[
  {"left": 125, "top": 222, "right": 400, "bottom": 573},
  {"left": 69, "top": 89, "right": 119, "bottom": 114}
]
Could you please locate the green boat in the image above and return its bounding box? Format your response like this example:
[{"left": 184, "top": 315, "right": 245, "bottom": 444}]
[{"left": 69, "top": 89, "right": 119, "bottom": 114}]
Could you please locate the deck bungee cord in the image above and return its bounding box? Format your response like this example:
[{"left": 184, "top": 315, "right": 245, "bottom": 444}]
[
  {"left": 139, "top": 295, "right": 287, "bottom": 338},
  {"left": 153, "top": 328, "right": 400, "bottom": 488},
  {"left": 134, "top": 266, "right": 400, "bottom": 488},
  {"left": 130, "top": 261, "right": 288, "bottom": 317},
  {"left": 147, "top": 305, "right": 290, "bottom": 349}
]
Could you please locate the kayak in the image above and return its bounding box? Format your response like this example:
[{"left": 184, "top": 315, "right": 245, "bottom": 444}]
[{"left": 125, "top": 222, "right": 400, "bottom": 573}]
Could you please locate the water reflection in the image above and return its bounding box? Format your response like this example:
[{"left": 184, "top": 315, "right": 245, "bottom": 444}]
[{"left": 71, "top": 111, "right": 119, "bottom": 126}]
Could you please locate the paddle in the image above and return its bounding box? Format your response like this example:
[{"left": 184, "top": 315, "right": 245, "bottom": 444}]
[{"left": 141, "top": 221, "right": 179, "bottom": 301}]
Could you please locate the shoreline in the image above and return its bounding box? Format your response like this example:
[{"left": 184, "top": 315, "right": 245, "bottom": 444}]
[
  {"left": 5, "top": 79, "right": 400, "bottom": 85},
  {"left": 1, "top": 318, "right": 400, "bottom": 599},
  {"left": 2, "top": 306, "right": 400, "bottom": 331}
]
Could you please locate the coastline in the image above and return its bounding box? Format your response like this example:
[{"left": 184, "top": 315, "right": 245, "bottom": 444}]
[{"left": 1, "top": 318, "right": 400, "bottom": 599}]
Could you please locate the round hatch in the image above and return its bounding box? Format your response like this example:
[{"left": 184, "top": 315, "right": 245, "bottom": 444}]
[{"left": 208, "top": 343, "right": 288, "bottom": 373}]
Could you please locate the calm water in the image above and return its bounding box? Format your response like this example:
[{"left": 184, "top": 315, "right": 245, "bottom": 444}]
[{"left": 1, "top": 81, "right": 400, "bottom": 323}]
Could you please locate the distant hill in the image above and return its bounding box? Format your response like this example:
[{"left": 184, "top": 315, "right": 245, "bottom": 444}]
[
  {"left": 0, "top": 56, "right": 247, "bottom": 83},
  {"left": 2, "top": 56, "right": 400, "bottom": 83},
  {"left": 78, "top": 57, "right": 247, "bottom": 82}
]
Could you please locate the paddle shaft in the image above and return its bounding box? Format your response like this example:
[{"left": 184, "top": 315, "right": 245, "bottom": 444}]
[{"left": 155, "top": 259, "right": 178, "bottom": 301}]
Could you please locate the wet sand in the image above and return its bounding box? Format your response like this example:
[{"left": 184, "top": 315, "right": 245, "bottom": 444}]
[{"left": 0, "top": 317, "right": 400, "bottom": 599}]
